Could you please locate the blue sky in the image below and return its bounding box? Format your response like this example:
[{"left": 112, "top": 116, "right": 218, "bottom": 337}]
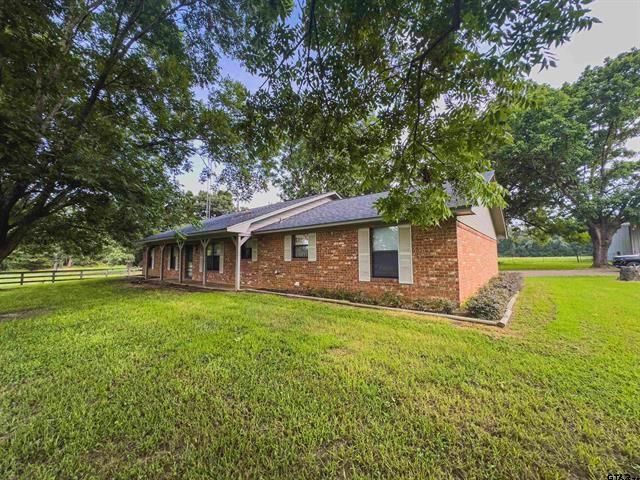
[{"left": 178, "top": 0, "right": 640, "bottom": 208}]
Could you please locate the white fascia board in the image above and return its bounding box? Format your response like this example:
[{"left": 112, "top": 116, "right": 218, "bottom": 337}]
[
  {"left": 226, "top": 192, "right": 339, "bottom": 234},
  {"left": 490, "top": 205, "right": 508, "bottom": 239}
]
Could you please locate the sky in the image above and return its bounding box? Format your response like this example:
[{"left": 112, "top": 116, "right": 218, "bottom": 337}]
[{"left": 178, "top": 0, "right": 640, "bottom": 209}]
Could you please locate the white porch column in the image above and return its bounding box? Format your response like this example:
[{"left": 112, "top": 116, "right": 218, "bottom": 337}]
[
  {"left": 159, "top": 245, "right": 166, "bottom": 282},
  {"left": 177, "top": 241, "right": 184, "bottom": 284},
  {"left": 143, "top": 246, "right": 149, "bottom": 280},
  {"left": 233, "top": 234, "right": 251, "bottom": 291},
  {"left": 200, "top": 239, "right": 210, "bottom": 287},
  {"left": 235, "top": 234, "right": 241, "bottom": 291}
]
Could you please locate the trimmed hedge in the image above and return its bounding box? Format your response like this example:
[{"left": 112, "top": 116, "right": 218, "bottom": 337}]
[
  {"left": 412, "top": 298, "right": 457, "bottom": 314},
  {"left": 281, "top": 287, "right": 458, "bottom": 314},
  {"left": 466, "top": 272, "right": 523, "bottom": 320}
]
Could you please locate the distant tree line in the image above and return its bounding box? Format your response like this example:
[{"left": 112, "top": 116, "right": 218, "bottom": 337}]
[
  {"left": 499, "top": 235, "right": 592, "bottom": 258},
  {"left": 0, "top": 190, "right": 235, "bottom": 271}
]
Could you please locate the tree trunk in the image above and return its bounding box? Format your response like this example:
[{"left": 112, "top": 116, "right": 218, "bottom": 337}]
[
  {"left": 0, "top": 234, "right": 23, "bottom": 265},
  {"left": 589, "top": 224, "right": 616, "bottom": 268}
]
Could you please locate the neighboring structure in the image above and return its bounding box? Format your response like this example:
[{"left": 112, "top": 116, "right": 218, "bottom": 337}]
[
  {"left": 608, "top": 223, "right": 640, "bottom": 260},
  {"left": 139, "top": 174, "right": 507, "bottom": 303}
]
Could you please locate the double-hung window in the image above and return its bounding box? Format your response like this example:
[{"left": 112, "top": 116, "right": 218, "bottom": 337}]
[
  {"left": 371, "top": 226, "right": 398, "bottom": 278},
  {"left": 292, "top": 234, "right": 309, "bottom": 258},
  {"left": 206, "top": 243, "right": 220, "bottom": 271},
  {"left": 169, "top": 246, "right": 177, "bottom": 270},
  {"left": 240, "top": 243, "right": 252, "bottom": 259}
]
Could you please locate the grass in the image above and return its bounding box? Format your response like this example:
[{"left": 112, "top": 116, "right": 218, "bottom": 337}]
[
  {"left": 499, "top": 256, "right": 594, "bottom": 270},
  {"left": 0, "top": 277, "right": 638, "bottom": 479}
]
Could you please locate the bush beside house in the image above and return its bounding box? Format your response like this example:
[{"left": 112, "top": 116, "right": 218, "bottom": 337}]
[{"left": 466, "top": 272, "right": 523, "bottom": 320}]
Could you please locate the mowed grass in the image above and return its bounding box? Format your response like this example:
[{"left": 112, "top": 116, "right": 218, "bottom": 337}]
[
  {"left": 0, "top": 278, "right": 638, "bottom": 479},
  {"left": 499, "top": 256, "right": 594, "bottom": 270}
]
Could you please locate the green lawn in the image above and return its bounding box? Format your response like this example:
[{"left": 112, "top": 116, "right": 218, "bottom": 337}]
[
  {"left": 499, "top": 255, "right": 594, "bottom": 270},
  {"left": 1, "top": 278, "right": 638, "bottom": 478}
]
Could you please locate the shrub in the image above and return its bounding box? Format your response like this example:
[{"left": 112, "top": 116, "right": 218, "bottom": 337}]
[
  {"left": 379, "top": 291, "right": 403, "bottom": 308},
  {"left": 466, "top": 273, "right": 523, "bottom": 321},
  {"left": 489, "top": 272, "right": 523, "bottom": 294},
  {"left": 412, "top": 298, "right": 457, "bottom": 314},
  {"left": 302, "top": 288, "right": 377, "bottom": 305}
]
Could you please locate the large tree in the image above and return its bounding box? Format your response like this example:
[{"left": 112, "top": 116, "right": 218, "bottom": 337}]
[
  {"left": 0, "top": 0, "right": 284, "bottom": 262},
  {"left": 1, "top": 1, "right": 597, "bottom": 263},
  {"left": 494, "top": 49, "right": 640, "bottom": 267},
  {"left": 183, "top": 190, "right": 236, "bottom": 219},
  {"left": 246, "top": 0, "right": 596, "bottom": 226}
]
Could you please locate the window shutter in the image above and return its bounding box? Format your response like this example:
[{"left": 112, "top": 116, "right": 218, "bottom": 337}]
[
  {"left": 308, "top": 233, "right": 317, "bottom": 261},
  {"left": 358, "top": 228, "right": 371, "bottom": 282},
  {"left": 398, "top": 224, "right": 413, "bottom": 284},
  {"left": 219, "top": 241, "right": 224, "bottom": 273},
  {"left": 284, "top": 235, "right": 292, "bottom": 261},
  {"left": 251, "top": 238, "right": 258, "bottom": 262}
]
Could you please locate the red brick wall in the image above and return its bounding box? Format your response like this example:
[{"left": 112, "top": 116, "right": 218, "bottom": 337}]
[
  {"left": 148, "top": 218, "right": 498, "bottom": 304},
  {"left": 241, "top": 220, "right": 460, "bottom": 302},
  {"left": 145, "top": 246, "right": 162, "bottom": 278},
  {"left": 455, "top": 221, "right": 498, "bottom": 302}
]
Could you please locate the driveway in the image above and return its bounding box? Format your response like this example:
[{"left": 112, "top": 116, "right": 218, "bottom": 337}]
[{"left": 515, "top": 268, "right": 619, "bottom": 277}]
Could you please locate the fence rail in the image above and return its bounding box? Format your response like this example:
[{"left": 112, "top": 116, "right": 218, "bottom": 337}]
[{"left": 0, "top": 267, "right": 142, "bottom": 286}]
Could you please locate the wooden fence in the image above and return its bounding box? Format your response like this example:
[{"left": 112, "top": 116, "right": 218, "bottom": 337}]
[{"left": 0, "top": 267, "right": 142, "bottom": 286}]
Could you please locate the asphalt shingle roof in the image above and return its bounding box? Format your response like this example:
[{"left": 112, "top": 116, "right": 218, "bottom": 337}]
[
  {"left": 255, "top": 174, "right": 493, "bottom": 233},
  {"left": 141, "top": 192, "right": 329, "bottom": 242},
  {"left": 141, "top": 171, "right": 497, "bottom": 241},
  {"left": 256, "top": 192, "right": 387, "bottom": 232}
]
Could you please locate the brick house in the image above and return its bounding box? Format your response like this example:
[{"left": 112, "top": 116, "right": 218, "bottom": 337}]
[{"left": 139, "top": 175, "right": 506, "bottom": 304}]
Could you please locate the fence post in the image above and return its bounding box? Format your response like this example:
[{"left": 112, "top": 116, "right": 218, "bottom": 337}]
[
  {"left": 20, "top": 272, "right": 24, "bottom": 285},
  {"left": 52, "top": 270, "right": 56, "bottom": 283},
  {"left": 80, "top": 270, "right": 84, "bottom": 280}
]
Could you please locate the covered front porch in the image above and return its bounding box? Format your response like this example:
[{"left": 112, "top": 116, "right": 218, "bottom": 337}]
[{"left": 143, "top": 232, "right": 253, "bottom": 290}]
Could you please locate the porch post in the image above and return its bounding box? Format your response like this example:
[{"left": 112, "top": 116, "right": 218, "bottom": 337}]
[
  {"left": 200, "top": 239, "right": 210, "bottom": 287},
  {"left": 159, "top": 245, "right": 166, "bottom": 282},
  {"left": 235, "top": 234, "right": 241, "bottom": 291},
  {"left": 143, "top": 246, "right": 149, "bottom": 280},
  {"left": 177, "top": 241, "right": 184, "bottom": 284}
]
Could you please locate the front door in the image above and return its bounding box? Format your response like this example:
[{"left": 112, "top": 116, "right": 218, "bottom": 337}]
[{"left": 184, "top": 245, "right": 194, "bottom": 279}]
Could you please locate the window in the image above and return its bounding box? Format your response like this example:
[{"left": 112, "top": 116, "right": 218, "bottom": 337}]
[
  {"left": 147, "top": 247, "right": 154, "bottom": 269},
  {"left": 169, "top": 246, "right": 177, "bottom": 270},
  {"left": 240, "top": 243, "right": 252, "bottom": 260},
  {"left": 371, "top": 226, "right": 398, "bottom": 278},
  {"left": 292, "top": 234, "right": 308, "bottom": 258},
  {"left": 206, "top": 243, "right": 220, "bottom": 271}
]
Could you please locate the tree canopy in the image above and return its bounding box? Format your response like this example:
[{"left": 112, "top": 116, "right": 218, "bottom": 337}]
[
  {"left": 494, "top": 49, "right": 640, "bottom": 266},
  {"left": 0, "top": 0, "right": 284, "bottom": 262},
  {"left": 245, "top": 0, "right": 596, "bottom": 226},
  {"left": 1, "top": 0, "right": 598, "bottom": 263},
  {"left": 182, "top": 190, "right": 236, "bottom": 219}
]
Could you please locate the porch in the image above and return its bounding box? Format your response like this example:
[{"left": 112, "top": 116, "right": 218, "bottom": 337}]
[{"left": 143, "top": 232, "right": 252, "bottom": 290}]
